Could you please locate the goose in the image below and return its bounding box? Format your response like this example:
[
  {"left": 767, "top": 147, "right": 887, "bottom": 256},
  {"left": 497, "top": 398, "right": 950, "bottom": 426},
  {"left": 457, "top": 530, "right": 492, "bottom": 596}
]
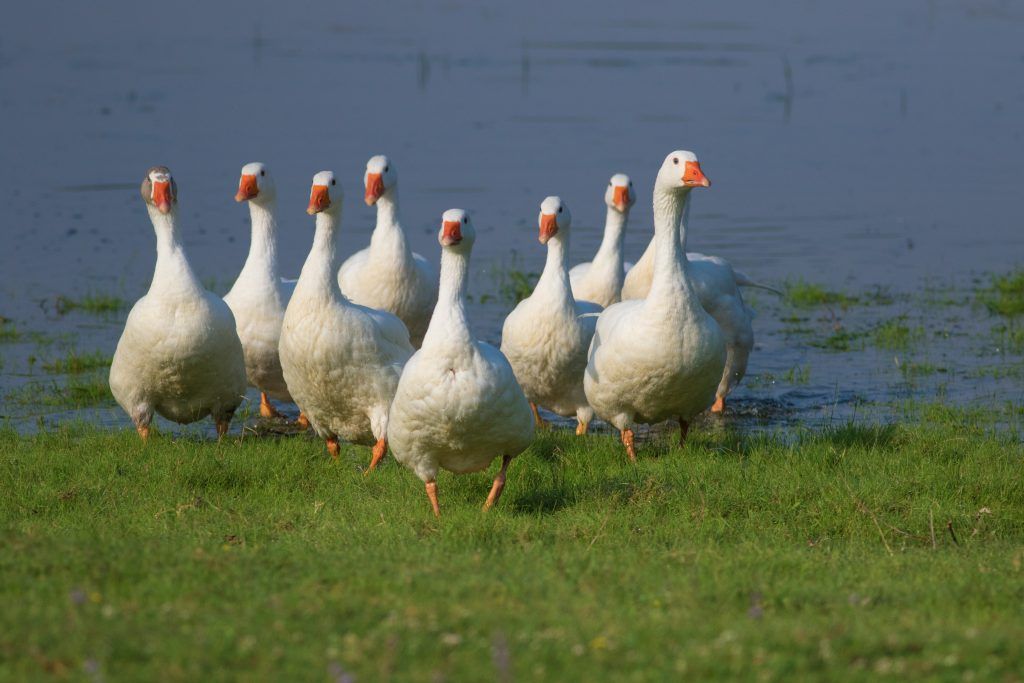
[
  {"left": 110, "top": 166, "right": 247, "bottom": 440},
  {"left": 223, "top": 162, "right": 295, "bottom": 419},
  {"left": 501, "top": 196, "right": 601, "bottom": 435},
  {"left": 620, "top": 208, "right": 777, "bottom": 414},
  {"left": 388, "top": 209, "right": 534, "bottom": 517},
  {"left": 568, "top": 173, "right": 637, "bottom": 307},
  {"left": 337, "top": 155, "right": 438, "bottom": 347},
  {"left": 584, "top": 151, "right": 725, "bottom": 460},
  {"left": 279, "top": 171, "right": 414, "bottom": 467}
]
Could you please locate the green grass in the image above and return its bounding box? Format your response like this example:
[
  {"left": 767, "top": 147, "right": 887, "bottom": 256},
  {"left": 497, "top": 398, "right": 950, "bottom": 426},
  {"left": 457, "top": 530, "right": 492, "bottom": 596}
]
[
  {"left": 784, "top": 279, "right": 858, "bottom": 309},
  {"left": 783, "top": 365, "right": 810, "bottom": 384},
  {"left": 55, "top": 292, "right": 126, "bottom": 316},
  {"left": 809, "top": 329, "right": 865, "bottom": 352},
  {"left": 872, "top": 317, "right": 925, "bottom": 351},
  {"left": 2, "top": 414, "right": 1023, "bottom": 680},
  {"left": 6, "top": 373, "right": 113, "bottom": 409},
  {"left": 0, "top": 320, "right": 20, "bottom": 343},
  {"left": 976, "top": 269, "right": 1024, "bottom": 318},
  {"left": 41, "top": 350, "right": 113, "bottom": 375}
]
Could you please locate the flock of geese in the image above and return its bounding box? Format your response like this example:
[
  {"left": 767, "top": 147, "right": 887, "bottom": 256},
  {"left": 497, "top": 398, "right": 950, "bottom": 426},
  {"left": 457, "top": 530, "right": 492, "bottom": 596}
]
[{"left": 109, "top": 150, "right": 779, "bottom": 517}]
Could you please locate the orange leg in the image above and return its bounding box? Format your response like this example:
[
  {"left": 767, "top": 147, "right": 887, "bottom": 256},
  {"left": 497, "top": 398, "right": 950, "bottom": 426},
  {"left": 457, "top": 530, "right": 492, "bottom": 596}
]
[
  {"left": 621, "top": 428, "right": 637, "bottom": 462},
  {"left": 710, "top": 396, "right": 726, "bottom": 414},
  {"left": 259, "top": 392, "right": 284, "bottom": 419},
  {"left": 365, "top": 437, "right": 387, "bottom": 474},
  {"left": 575, "top": 419, "right": 589, "bottom": 436},
  {"left": 296, "top": 413, "right": 311, "bottom": 429},
  {"left": 326, "top": 436, "right": 340, "bottom": 459},
  {"left": 136, "top": 424, "right": 150, "bottom": 442},
  {"left": 425, "top": 481, "right": 441, "bottom": 518},
  {"left": 216, "top": 419, "right": 230, "bottom": 440},
  {"left": 530, "top": 402, "right": 546, "bottom": 429},
  {"left": 679, "top": 418, "right": 690, "bottom": 447},
  {"left": 483, "top": 455, "right": 512, "bottom": 511}
]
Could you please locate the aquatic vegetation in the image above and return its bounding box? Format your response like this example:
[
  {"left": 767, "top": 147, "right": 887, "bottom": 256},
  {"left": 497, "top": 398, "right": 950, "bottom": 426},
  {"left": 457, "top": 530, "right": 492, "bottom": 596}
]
[
  {"left": 872, "top": 316, "right": 925, "bottom": 350},
  {"left": 6, "top": 373, "right": 113, "bottom": 408},
  {"left": 783, "top": 279, "right": 857, "bottom": 308},
  {"left": 486, "top": 255, "right": 540, "bottom": 304},
  {"left": 809, "top": 328, "right": 864, "bottom": 351},
  {"left": 976, "top": 268, "right": 1024, "bottom": 318},
  {"left": 783, "top": 365, "right": 810, "bottom": 384},
  {"left": 991, "top": 324, "right": 1024, "bottom": 354},
  {"left": 0, "top": 321, "right": 20, "bottom": 343},
  {"left": 897, "top": 360, "right": 945, "bottom": 378},
  {"left": 55, "top": 292, "right": 125, "bottom": 315},
  {"left": 41, "top": 350, "right": 112, "bottom": 375},
  {"left": 1, "top": 417, "right": 1021, "bottom": 680}
]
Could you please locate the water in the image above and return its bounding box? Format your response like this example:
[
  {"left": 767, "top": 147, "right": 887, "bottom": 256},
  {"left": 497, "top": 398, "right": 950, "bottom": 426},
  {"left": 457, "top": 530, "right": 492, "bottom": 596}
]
[{"left": 1, "top": 0, "right": 1022, "bottom": 434}]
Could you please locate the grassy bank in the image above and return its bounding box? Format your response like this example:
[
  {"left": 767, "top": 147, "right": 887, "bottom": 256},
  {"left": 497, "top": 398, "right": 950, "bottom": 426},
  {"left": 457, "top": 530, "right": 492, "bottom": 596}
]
[{"left": 1, "top": 414, "right": 1022, "bottom": 681}]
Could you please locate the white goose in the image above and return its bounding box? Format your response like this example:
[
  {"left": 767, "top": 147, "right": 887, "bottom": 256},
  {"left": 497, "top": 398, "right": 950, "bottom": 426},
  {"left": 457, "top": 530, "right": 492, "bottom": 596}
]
[
  {"left": 337, "top": 155, "right": 438, "bottom": 347},
  {"left": 584, "top": 151, "right": 725, "bottom": 460},
  {"left": 389, "top": 209, "right": 534, "bottom": 517},
  {"left": 568, "top": 173, "right": 637, "bottom": 307},
  {"left": 501, "top": 196, "right": 601, "bottom": 435},
  {"left": 110, "top": 166, "right": 247, "bottom": 440},
  {"left": 621, "top": 202, "right": 775, "bottom": 413},
  {"left": 223, "top": 162, "right": 295, "bottom": 419},
  {"left": 279, "top": 171, "right": 413, "bottom": 466}
]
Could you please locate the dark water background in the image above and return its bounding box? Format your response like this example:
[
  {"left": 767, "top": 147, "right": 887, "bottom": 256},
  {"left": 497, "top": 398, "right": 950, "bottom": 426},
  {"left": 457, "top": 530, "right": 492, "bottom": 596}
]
[{"left": 1, "top": 0, "right": 1023, "bottom": 433}]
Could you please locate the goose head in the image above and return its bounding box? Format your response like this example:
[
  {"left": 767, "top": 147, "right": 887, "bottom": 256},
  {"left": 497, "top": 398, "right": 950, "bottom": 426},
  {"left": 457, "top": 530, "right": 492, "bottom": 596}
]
[
  {"left": 439, "top": 208, "right": 475, "bottom": 252},
  {"left": 307, "top": 171, "right": 341, "bottom": 215},
  {"left": 655, "top": 150, "right": 711, "bottom": 194},
  {"left": 235, "top": 162, "right": 276, "bottom": 204},
  {"left": 538, "top": 196, "right": 571, "bottom": 245},
  {"left": 363, "top": 154, "right": 396, "bottom": 205},
  {"left": 605, "top": 173, "right": 636, "bottom": 213},
  {"left": 141, "top": 166, "right": 177, "bottom": 215}
]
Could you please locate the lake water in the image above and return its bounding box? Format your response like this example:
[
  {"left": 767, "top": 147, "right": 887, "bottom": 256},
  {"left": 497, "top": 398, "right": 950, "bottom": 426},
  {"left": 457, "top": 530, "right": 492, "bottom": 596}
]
[{"left": 1, "top": 0, "right": 1022, "bottom": 435}]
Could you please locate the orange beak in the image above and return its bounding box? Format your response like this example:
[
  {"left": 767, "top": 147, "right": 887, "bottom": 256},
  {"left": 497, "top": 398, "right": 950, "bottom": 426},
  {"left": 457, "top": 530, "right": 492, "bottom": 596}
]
[
  {"left": 682, "top": 161, "right": 711, "bottom": 188},
  {"left": 235, "top": 174, "right": 259, "bottom": 202},
  {"left": 612, "top": 185, "right": 629, "bottom": 212},
  {"left": 307, "top": 185, "right": 331, "bottom": 214},
  {"left": 365, "top": 173, "right": 384, "bottom": 205},
  {"left": 152, "top": 180, "right": 173, "bottom": 214},
  {"left": 539, "top": 213, "right": 559, "bottom": 244},
  {"left": 441, "top": 220, "right": 462, "bottom": 246}
]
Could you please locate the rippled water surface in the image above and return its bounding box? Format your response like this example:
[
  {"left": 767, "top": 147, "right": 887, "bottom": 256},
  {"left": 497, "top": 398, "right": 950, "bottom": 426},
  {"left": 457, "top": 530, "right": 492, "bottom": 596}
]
[{"left": 1, "top": 1, "right": 1022, "bottom": 434}]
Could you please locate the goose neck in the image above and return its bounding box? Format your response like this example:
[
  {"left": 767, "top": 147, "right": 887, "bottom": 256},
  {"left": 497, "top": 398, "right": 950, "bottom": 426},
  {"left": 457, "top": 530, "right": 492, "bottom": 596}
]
[
  {"left": 296, "top": 211, "right": 343, "bottom": 302},
  {"left": 593, "top": 207, "right": 628, "bottom": 264},
  {"left": 647, "top": 187, "right": 694, "bottom": 303},
  {"left": 148, "top": 206, "right": 201, "bottom": 295},
  {"left": 240, "top": 199, "right": 279, "bottom": 278},
  {"left": 535, "top": 232, "right": 571, "bottom": 298},
  {"left": 422, "top": 248, "right": 472, "bottom": 350},
  {"left": 369, "top": 188, "right": 409, "bottom": 259}
]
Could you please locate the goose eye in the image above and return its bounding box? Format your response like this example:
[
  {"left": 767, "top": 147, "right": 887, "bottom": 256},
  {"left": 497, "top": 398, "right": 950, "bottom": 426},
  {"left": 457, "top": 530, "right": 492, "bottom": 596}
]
[
  {"left": 558, "top": 207, "right": 563, "bottom": 213},
  {"left": 260, "top": 170, "right": 265, "bottom": 177},
  {"left": 629, "top": 181, "right": 633, "bottom": 187},
  {"left": 672, "top": 157, "right": 679, "bottom": 165},
  {"left": 462, "top": 216, "right": 467, "bottom": 223},
  {"left": 384, "top": 166, "right": 389, "bottom": 173},
  {"left": 331, "top": 179, "right": 336, "bottom": 186}
]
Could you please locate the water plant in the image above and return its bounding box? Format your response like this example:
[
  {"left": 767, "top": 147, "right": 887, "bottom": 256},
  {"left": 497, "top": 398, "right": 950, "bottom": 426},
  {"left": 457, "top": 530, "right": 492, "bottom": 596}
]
[
  {"left": 55, "top": 292, "right": 126, "bottom": 315},
  {"left": 783, "top": 279, "right": 857, "bottom": 308},
  {"left": 976, "top": 268, "right": 1024, "bottom": 318},
  {"left": 872, "top": 316, "right": 925, "bottom": 351},
  {"left": 41, "top": 350, "right": 113, "bottom": 375}
]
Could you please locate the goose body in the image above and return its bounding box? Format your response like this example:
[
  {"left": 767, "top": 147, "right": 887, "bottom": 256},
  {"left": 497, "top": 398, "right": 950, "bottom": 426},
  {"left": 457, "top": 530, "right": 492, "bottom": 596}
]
[
  {"left": 280, "top": 171, "right": 413, "bottom": 462},
  {"left": 622, "top": 232, "right": 761, "bottom": 411},
  {"left": 222, "top": 162, "right": 294, "bottom": 417},
  {"left": 110, "top": 167, "right": 246, "bottom": 439},
  {"left": 568, "top": 173, "right": 636, "bottom": 308},
  {"left": 337, "top": 155, "right": 438, "bottom": 347},
  {"left": 584, "top": 151, "right": 726, "bottom": 459},
  {"left": 389, "top": 209, "right": 534, "bottom": 516},
  {"left": 502, "top": 197, "right": 600, "bottom": 434}
]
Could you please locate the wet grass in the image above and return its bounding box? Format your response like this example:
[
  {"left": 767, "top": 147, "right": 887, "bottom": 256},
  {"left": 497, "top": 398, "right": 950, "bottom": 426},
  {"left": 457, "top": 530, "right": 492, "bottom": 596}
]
[
  {"left": 782, "top": 365, "right": 810, "bottom": 384},
  {"left": 41, "top": 350, "right": 113, "bottom": 375},
  {"left": 976, "top": 268, "right": 1024, "bottom": 318},
  {"left": 1, "top": 412, "right": 1022, "bottom": 680},
  {"left": 0, "top": 320, "right": 21, "bottom": 343},
  {"left": 55, "top": 293, "right": 126, "bottom": 316},
  {"left": 872, "top": 317, "right": 925, "bottom": 351},
  {"left": 783, "top": 279, "right": 858, "bottom": 308},
  {"left": 809, "top": 329, "right": 865, "bottom": 352},
  {"left": 6, "top": 373, "right": 113, "bottom": 409}
]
